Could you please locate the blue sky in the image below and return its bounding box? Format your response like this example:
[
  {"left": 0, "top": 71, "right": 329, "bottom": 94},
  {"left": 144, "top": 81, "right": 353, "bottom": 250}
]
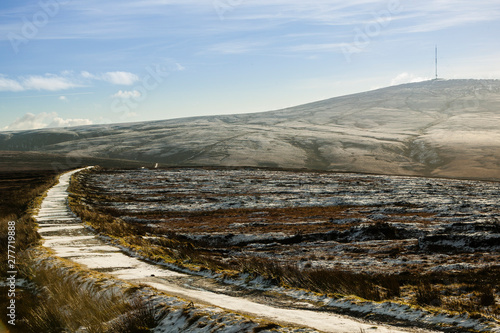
[{"left": 1, "top": 0, "right": 500, "bottom": 131}]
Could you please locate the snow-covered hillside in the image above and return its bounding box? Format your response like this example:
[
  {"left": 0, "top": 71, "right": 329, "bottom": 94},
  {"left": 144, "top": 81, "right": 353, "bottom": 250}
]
[{"left": 2, "top": 79, "right": 500, "bottom": 179}]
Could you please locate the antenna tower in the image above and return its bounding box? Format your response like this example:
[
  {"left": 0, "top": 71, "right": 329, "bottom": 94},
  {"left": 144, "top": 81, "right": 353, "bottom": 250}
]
[{"left": 435, "top": 45, "right": 438, "bottom": 80}]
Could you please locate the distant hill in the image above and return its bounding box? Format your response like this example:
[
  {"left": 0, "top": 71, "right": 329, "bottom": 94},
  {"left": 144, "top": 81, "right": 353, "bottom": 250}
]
[{"left": 2, "top": 79, "right": 500, "bottom": 180}]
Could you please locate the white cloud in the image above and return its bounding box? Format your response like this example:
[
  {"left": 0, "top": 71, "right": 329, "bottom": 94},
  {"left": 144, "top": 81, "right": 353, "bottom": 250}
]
[
  {"left": 3, "top": 112, "right": 92, "bottom": 131},
  {"left": 390, "top": 72, "right": 429, "bottom": 86},
  {"left": 81, "top": 71, "right": 97, "bottom": 79},
  {"left": 0, "top": 76, "right": 24, "bottom": 92},
  {"left": 391, "top": 2, "right": 500, "bottom": 34},
  {"left": 175, "top": 63, "right": 186, "bottom": 71},
  {"left": 59, "top": 96, "right": 68, "bottom": 101},
  {"left": 111, "top": 90, "right": 141, "bottom": 99},
  {"left": 101, "top": 71, "right": 139, "bottom": 85},
  {"left": 289, "top": 42, "right": 345, "bottom": 53},
  {"left": 47, "top": 116, "right": 92, "bottom": 128},
  {"left": 21, "top": 75, "right": 81, "bottom": 91},
  {"left": 4, "top": 113, "right": 47, "bottom": 131},
  {"left": 0, "top": 74, "right": 81, "bottom": 92},
  {"left": 0, "top": 71, "right": 141, "bottom": 92}
]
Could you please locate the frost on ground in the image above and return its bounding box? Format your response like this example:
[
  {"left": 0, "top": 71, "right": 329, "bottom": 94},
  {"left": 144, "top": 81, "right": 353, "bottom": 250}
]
[
  {"left": 59, "top": 167, "right": 500, "bottom": 332},
  {"left": 85, "top": 168, "right": 500, "bottom": 274},
  {"left": 34, "top": 168, "right": 428, "bottom": 333}
]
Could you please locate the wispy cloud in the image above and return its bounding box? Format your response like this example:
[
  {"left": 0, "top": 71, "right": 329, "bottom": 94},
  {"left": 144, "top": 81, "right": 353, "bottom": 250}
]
[
  {"left": 101, "top": 71, "right": 139, "bottom": 85},
  {"left": 1, "top": 92, "right": 95, "bottom": 99},
  {"left": 207, "top": 41, "right": 269, "bottom": 54},
  {"left": 1, "top": 0, "right": 498, "bottom": 43},
  {"left": 390, "top": 72, "right": 430, "bottom": 86},
  {"left": 381, "top": 1, "right": 500, "bottom": 35},
  {"left": 0, "top": 74, "right": 80, "bottom": 92},
  {"left": 3, "top": 112, "right": 93, "bottom": 131},
  {"left": 80, "top": 71, "right": 96, "bottom": 79},
  {"left": 0, "top": 75, "right": 24, "bottom": 92},
  {"left": 111, "top": 90, "right": 141, "bottom": 99},
  {"left": 391, "top": 12, "right": 500, "bottom": 34},
  {"left": 0, "top": 71, "right": 140, "bottom": 92},
  {"left": 81, "top": 71, "right": 139, "bottom": 85},
  {"left": 21, "top": 75, "right": 81, "bottom": 91},
  {"left": 289, "top": 42, "right": 346, "bottom": 53}
]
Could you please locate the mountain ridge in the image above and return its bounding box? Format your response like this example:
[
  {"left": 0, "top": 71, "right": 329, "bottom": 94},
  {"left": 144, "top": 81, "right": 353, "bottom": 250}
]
[{"left": 2, "top": 79, "right": 500, "bottom": 180}]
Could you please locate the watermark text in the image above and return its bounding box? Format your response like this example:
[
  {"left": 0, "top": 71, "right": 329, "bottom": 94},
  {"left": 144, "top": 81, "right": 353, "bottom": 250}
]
[
  {"left": 6, "top": 221, "right": 17, "bottom": 326},
  {"left": 8, "top": 0, "right": 70, "bottom": 54},
  {"left": 341, "top": 0, "right": 402, "bottom": 63}
]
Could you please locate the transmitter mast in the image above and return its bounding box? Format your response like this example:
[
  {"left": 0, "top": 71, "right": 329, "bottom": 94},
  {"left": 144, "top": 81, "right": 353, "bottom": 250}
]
[{"left": 435, "top": 45, "right": 438, "bottom": 80}]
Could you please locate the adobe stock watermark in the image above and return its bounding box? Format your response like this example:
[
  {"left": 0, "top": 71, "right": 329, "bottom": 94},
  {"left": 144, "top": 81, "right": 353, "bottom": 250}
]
[
  {"left": 8, "top": 0, "right": 70, "bottom": 54},
  {"left": 341, "top": 0, "right": 402, "bottom": 63},
  {"left": 110, "top": 63, "right": 171, "bottom": 119},
  {"left": 6, "top": 221, "right": 17, "bottom": 326},
  {"left": 213, "top": 0, "right": 244, "bottom": 20}
]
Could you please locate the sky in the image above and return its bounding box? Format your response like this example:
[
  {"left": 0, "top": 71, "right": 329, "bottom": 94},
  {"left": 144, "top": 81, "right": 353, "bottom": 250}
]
[{"left": 1, "top": 0, "right": 500, "bottom": 131}]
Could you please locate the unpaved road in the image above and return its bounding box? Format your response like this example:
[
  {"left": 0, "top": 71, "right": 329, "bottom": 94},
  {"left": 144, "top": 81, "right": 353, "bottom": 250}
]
[{"left": 34, "top": 169, "right": 435, "bottom": 333}]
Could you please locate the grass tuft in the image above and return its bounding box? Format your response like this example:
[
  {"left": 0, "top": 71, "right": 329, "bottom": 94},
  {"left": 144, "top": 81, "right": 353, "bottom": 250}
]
[
  {"left": 19, "top": 251, "right": 164, "bottom": 333},
  {"left": 415, "top": 280, "right": 442, "bottom": 307}
]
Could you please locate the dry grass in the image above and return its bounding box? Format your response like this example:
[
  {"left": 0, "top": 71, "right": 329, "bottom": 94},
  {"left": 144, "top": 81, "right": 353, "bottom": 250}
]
[
  {"left": 101, "top": 204, "right": 359, "bottom": 235},
  {"left": 239, "top": 257, "right": 395, "bottom": 301},
  {"left": 0, "top": 169, "right": 60, "bottom": 332},
  {"left": 0, "top": 165, "right": 165, "bottom": 332},
  {"left": 415, "top": 280, "right": 442, "bottom": 307},
  {"left": 17, "top": 250, "right": 164, "bottom": 333},
  {"left": 69, "top": 167, "right": 500, "bottom": 321},
  {"left": 0, "top": 170, "right": 57, "bottom": 270}
]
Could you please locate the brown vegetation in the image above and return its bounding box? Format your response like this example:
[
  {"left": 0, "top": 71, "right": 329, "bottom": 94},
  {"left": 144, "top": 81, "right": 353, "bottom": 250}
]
[
  {"left": 69, "top": 167, "right": 500, "bottom": 322},
  {"left": 17, "top": 250, "right": 162, "bottom": 333},
  {"left": 0, "top": 153, "right": 157, "bottom": 332}
]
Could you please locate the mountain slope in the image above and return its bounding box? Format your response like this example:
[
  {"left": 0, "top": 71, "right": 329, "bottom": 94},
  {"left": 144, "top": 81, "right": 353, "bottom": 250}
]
[{"left": 2, "top": 79, "right": 500, "bottom": 179}]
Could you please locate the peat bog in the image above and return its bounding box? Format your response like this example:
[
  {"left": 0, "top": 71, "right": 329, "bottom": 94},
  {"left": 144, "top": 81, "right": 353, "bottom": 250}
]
[{"left": 71, "top": 167, "right": 500, "bottom": 320}]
